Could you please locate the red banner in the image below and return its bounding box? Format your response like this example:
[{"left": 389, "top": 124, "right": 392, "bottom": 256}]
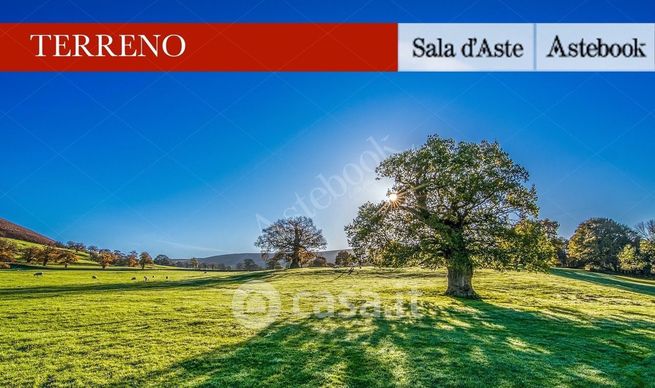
[{"left": 0, "top": 23, "right": 398, "bottom": 71}]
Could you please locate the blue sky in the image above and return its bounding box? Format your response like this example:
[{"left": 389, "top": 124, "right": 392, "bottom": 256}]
[{"left": 1, "top": 1, "right": 654, "bottom": 258}]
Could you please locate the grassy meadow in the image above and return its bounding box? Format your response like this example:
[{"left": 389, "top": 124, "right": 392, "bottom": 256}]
[{"left": 1, "top": 267, "right": 654, "bottom": 387}]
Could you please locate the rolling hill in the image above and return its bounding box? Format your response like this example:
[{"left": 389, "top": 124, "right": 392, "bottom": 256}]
[
  {"left": 0, "top": 217, "right": 54, "bottom": 245},
  {"left": 195, "top": 250, "right": 351, "bottom": 267}
]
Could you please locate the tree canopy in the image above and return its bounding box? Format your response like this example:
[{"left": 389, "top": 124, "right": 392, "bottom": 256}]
[
  {"left": 335, "top": 250, "right": 355, "bottom": 267},
  {"left": 154, "top": 254, "right": 173, "bottom": 266},
  {"left": 57, "top": 250, "right": 78, "bottom": 268},
  {"left": 139, "top": 252, "right": 153, "bottom": 269},
  {"left": 0, "top": 240, "right": 18, "bottom": 267},
  {"left": 255, "top": 216, "right": 326, "bottom": 268},
  {"left": 567, "top": 218, "right": 635, "bottom": 271},
  {"left": 95, "top": 250, "right": 116, "bottom": 269},
  {"left": 346, "top": 135, "right": 553, "bottom": 298}
]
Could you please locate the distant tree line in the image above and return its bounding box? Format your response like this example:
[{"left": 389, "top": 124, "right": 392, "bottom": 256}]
[
  {"left": 562, "top": 218, "right": 654, "bottom": 275},
  {"left": 0, "top": 241, "right": 79, "bottom": 268},
  {"left": 0, "top": 239, "right": 171, "bottom": 270}
]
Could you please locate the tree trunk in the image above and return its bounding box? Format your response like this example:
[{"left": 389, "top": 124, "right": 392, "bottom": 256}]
[
  {"left": 289, "top": 259, "right": 301, "bottom": 269},
  {"left": 445, "top": 265, "right": 477, "bottom": 298},
  {"left": 444, "top": 228, "right": 478, "bottom": 298}
]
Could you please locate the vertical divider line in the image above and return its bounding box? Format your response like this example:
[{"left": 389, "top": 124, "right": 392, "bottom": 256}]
[{"left": 533, "top": 23, "right": 537, "bottom": 71}]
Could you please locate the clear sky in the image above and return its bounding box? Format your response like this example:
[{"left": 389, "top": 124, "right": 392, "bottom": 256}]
[{"left": 1, "top": 0, "right": 654, "bottom": 258}]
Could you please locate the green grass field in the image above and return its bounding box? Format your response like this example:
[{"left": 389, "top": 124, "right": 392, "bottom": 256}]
[{"left": 1, "top": 267, "right": 654, "bottom": 387}]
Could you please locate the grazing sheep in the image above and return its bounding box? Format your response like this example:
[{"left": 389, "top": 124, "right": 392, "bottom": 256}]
[
  {"left": 143, "top": 276, "right": 148, "bottom": 282},
  {"left": 33, "top": 272, "right": 43, "bottom": 277}
]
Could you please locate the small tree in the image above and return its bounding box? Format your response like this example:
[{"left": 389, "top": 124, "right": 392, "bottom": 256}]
[
  {"left": 497, "top": 219, "right": 557, "bottom": 271},
  {"left": 189, "top": 258, "right": 199, "bottom": 269},
  {"left": 67, "top": 241, "right": 86, "bottom": 252},
  {"left": 307, "top": 256, "right": 328, "bottom": 267},
  {"left": 640, "top": 240, "right": 655, "bottom": 275},
  {"left": 538, "top": 219, "right": 568, "bottom": 266},
  {"left": 636, "top": 220, "right": 655, "bottom": 274},
  {"left": 335, "top": 250, "right": 354, "bottom": 267},
  {"left": 265, "top": 260, "right": 283, "bottom": 270},
  {"left": 139, "top": 252, "right": 153, "bottom": 269},
  {"left": 636, "top": 220, "right": 655, "bottom": 241},
  {"left": 113, "top": 250, "right": 127, "bottom": 266},
  {"left": 154, "top": 254, "right": 173, "bottom": 266},
  {"left": 57, "top": 250, "right": 78, "bottom": 269},
  {"left": 127, "top": 251, "right": 139, "bottom": 267},
  {"left": 618, "top": 245, "right": 643, "bottom": 274},
  {"left": 0, "top": 240, "right": 18, "bottom": 266},
  {"left": 243, "top": 258, "right": 261, "bottom": 271},
  {"left": 255, "top": 216, "right": 327, "bottom": 269},
  {"left": 21, "top": 246, "right": 42, "bottom": 263},
  {"left": 38, "top": 246, "right": 59, "bottom": 267},
  {"left": 97, "top": 250, "right": 116, "bottom": 269}
]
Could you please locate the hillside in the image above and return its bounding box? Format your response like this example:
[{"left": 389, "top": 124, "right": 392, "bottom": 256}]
[
  {"left": 0, "top": 218, "right": 54, "bottom": 245},
  {"left": 196, "top": 249, "right": 351, "bottom": 267}
]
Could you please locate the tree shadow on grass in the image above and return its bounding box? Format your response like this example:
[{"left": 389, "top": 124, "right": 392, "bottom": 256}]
[
  {"left": 551, "top": 268, "right": 655, "bottom": 297},
  {"left": 110, "top": 299, "right": 655, "bottom": 387},
  {"left": 0, "top": 271, "right": 273, "bottom": 301}
]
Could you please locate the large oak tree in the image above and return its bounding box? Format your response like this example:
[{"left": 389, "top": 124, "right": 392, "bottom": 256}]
[
  {"left": 346, "top": 135, "right": 552, "bottom": 298},
  {"left": 255, "top": 216, "right": 327, "bottom": 268}
]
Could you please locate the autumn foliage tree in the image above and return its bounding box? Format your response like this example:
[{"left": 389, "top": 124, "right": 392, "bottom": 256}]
[
  {"left": 57, "top": 250, "right": 78, "bottom": 269},
  {"left": 96, "top": 250, "right": 116, "bottom": 269},
  {"left": 346, "top": 135, "right": 553, "bottom": 298},
  {"left": 0, "top": 240, "right": 18, "bottom": 268},
  {"left": 38, "top": 246, "right": 59, "bottom": 267},
  {"left": 255, "top": 216, "right": 327, "bottom": 269},
  {"left": 126, "top": 251, "right": 139, "bottom": 268},
  {"left": 66, "top": 241, "right": 86, "bottom": 252},
  {"left": 21, "top": 246, "right": 41, "bottom": 264},
  {"left": 139, "top": 252, "right": 153, "bottom": 269}
]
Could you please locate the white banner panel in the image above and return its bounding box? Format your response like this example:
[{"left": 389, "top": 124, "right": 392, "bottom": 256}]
[
  {"left": 536, "top": 24, "right": 655, "bottom": 71},
  {"left": 398, "top": 23, "right": 534, "bottom": 72}
]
